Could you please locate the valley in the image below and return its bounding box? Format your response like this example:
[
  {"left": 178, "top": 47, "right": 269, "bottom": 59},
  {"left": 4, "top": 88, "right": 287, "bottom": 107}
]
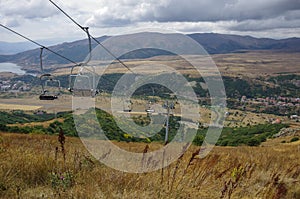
[{"left": 0, "top": 34, "right": 300, "bottom": 199}]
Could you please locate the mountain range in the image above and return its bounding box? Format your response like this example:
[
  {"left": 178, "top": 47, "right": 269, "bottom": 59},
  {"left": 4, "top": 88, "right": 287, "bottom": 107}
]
[{"left": 0, "top": 33, "right": 299, "bottom": 68}]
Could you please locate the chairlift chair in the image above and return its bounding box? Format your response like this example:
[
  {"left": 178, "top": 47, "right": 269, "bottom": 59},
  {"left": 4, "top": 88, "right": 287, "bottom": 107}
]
[
  {"left": 162, "top": 101, "right": 175, "bottom": 116},
  {"left": 145, "top": 100, "right": 155, "bottom": 113},
  {"left": 123, "top": 99, "right": 132, "bottom": 112},
  {"left": 38, "top": 47, "right": 61, "bottom": 100},
  {"left": 145, "top": 87, "right": 155, "bottom": 113},
  {"left": 39, "top": 74, "right": 61, "bottom": 100},
  {"left": 68, "top": 65, "right": 99, "bottom": 97},
  {"left": 68, "top": 28, "right": 99, "bottom": 98}
]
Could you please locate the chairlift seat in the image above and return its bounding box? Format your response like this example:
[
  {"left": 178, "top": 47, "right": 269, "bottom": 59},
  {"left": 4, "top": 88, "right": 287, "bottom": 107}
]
[
  {"left": 146, "top": 109, "right": 155, "bottom": 113},
  {"left": 39, "top": 95, "right": 58, "bottom": 100}
]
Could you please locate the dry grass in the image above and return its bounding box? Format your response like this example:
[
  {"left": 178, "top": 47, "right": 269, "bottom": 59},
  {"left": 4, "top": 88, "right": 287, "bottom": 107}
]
[
  {"left": 0, "top": 96, "right": 72, "bottom": 113},
  {"left": 0, "top": 132, "right": 299, "bottom": 198},
  {"left": 0, "top": 103, "right": 42, "bottom": 111},
  {"left": 7, "top": 118, "right": 65, "bottom": 128},
  {"left": 212, "top": 51, "right": 300, "bottom": 77},
  {"left": 52, "top": 52, "right": 300, "bottom": 78}
]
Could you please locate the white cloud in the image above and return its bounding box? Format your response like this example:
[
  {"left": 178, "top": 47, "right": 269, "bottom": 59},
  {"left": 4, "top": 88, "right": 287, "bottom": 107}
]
[
  {"left": 85, "top": 0, "right": 167, "bottom": 27},
  {"left": 0, "top": 0, "right": 300, "bottom": 42}
]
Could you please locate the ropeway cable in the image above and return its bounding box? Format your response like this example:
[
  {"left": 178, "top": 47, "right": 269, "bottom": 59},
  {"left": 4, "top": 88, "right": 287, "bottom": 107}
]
[{"left": 49, "top": 0, "right": 135, "bottom": 74}]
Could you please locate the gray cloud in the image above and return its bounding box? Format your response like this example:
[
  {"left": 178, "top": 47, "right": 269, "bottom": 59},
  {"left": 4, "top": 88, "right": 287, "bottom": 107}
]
[
  {"left": 86, "top": 0, "right": 300, "bottom": 28},
  {"left": 284, "top": 10, "right": 300, "bottom": 20},
  {"left": 230, "top": 17, "right": 300, "bottom": 31},
  {"left": 0, "top": 0, "right": 59, "bottom": 20},
  {"left": 154, "top": 0, "right": 300, "bottom": 22},
  {"left": 0, "top": 15, "right": 21, "bottom": 27}
]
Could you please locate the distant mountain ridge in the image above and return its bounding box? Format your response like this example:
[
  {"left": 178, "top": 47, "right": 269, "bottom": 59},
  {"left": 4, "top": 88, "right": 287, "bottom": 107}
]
[
  {"left": 0, "top": 36, "right": 109, "bottom": 67},
  {"left": 0, "top": 41, "right": 36, "bottom": 55},
  {"left": 0, "top": 38, "right": 74, "bottom": 55},
  {"left": 189, "top": 33, "right": 300, "bottom": 54},
  {"left": 0, "top": 33, "right": 299, "bottom": 68}
]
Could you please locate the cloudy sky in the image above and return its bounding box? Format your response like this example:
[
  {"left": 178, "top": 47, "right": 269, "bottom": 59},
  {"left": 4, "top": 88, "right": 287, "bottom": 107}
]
[{"left": 0, "top": 0, "right": 300, "bottom": 43}]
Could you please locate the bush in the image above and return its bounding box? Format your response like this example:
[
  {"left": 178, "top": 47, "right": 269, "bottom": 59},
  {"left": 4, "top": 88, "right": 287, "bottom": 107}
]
[
  {"left": 290, "top": 137, "right": 299, "bottom": 142},
  {"left": 247, "top": 138, "right": 260, "bottom": 146},
  {"left": 213, "top": 124, "right": 287, "bottom": 147},
  {"left": 193, "top": 135, "right": 204, "bottom": 146},
  {"left": 50, "top": 170, "right": 74, "bottom": 190}
]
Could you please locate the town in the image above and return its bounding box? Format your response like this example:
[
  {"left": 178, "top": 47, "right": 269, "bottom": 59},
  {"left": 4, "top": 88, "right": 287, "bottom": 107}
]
[{"left": 0, "top": 79, "right": 32, "bottom": 92}]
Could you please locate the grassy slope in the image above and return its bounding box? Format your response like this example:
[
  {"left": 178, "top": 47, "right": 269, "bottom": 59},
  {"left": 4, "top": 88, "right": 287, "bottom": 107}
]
[{"left": 0, "top": 132, "right": 299, "bottom": 198}]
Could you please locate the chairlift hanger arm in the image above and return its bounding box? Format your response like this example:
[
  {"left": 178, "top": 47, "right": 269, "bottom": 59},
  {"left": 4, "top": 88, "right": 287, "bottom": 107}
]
[
  {"left": 82, "top": 27, "right": 92, "bottom": 65},
  {"left": 40, "top": 47, "right": 45, "bottom": 72}
]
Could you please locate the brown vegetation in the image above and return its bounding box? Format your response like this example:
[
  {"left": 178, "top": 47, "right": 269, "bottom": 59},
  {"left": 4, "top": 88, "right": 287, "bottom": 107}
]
[{"left": 0, "top": 132, "right": 299, "bottom": 198}]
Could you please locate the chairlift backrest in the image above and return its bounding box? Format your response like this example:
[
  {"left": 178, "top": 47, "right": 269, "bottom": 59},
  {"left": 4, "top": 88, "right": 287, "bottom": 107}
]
[{"left": 69, "top": 72, "right": 98, "bottom": 97}]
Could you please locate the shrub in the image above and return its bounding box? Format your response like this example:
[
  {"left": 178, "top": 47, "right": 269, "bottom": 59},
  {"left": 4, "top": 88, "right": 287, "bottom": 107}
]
[
  {"left": 247, "top": 138, "right": 260, "bottom": 146},
  {"left": 193, "top": 135, "right": 204, "bottom": 146},
  {"left": 49, "top": 170, "right": 74, "bottom": 190},
  {"left": 290, "top": 137, "right": 299, "bottom": 142}
]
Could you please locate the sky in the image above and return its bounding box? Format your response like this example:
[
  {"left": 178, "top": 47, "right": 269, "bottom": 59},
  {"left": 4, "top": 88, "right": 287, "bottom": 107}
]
[{"left": 0, "top": 0, "right": 300, "bottom": 43}]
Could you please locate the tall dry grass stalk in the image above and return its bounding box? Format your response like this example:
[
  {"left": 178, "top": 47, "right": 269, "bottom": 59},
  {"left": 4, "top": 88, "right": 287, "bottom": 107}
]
[
  {"left": 160, "top": 141, "right": 168, "bottom": 186},
  {"left": 58, "top": 127, "right": 66, "bottom": 168},
  {"left": 170, "top": 142, "right": 190, "bottom": 192},
  {"left": 141, "top": 144, "right": 149, "bottom": 171}
]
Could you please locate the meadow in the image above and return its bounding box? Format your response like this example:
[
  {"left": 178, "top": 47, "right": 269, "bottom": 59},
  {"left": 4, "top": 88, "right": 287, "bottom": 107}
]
[{"left": 0, "top": 132, "right": 299, "bottom": 198}]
